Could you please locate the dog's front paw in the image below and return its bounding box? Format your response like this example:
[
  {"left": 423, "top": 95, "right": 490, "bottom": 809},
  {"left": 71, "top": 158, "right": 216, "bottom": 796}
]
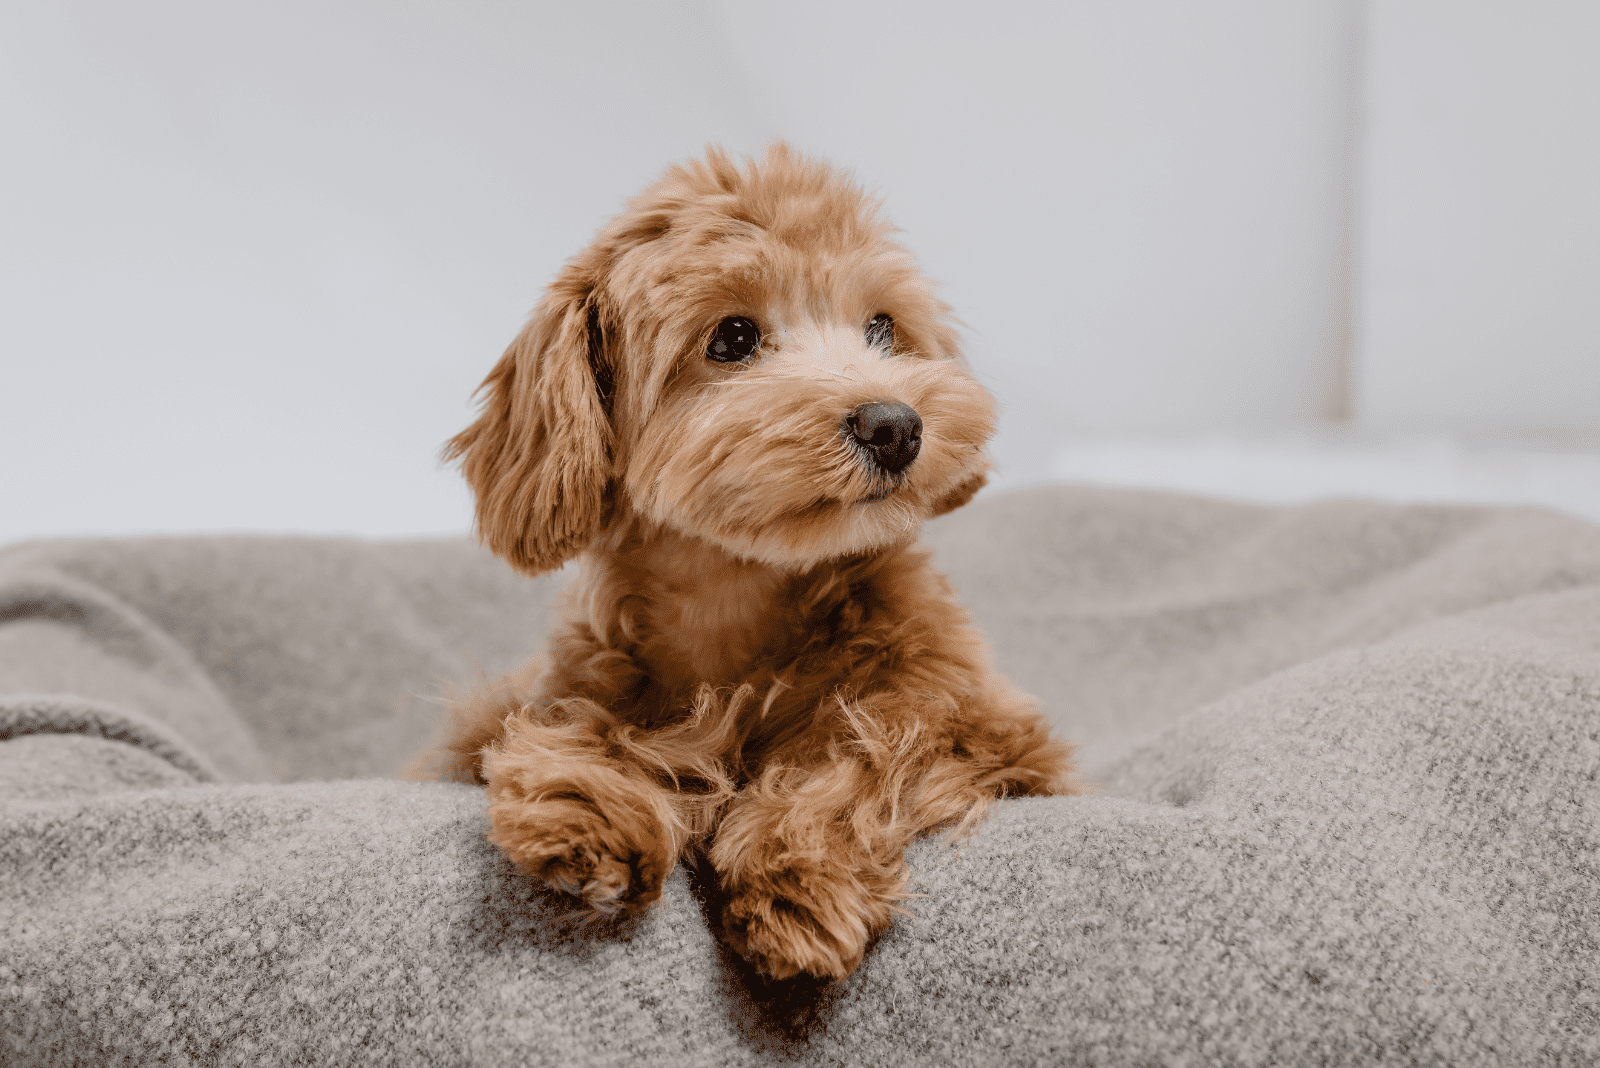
[
  {"left": 487, "top": 795, "right": 668, "bottom": 917},
  {"left": 721, "top": 868, "right": 893, "bottom": 980},
  {"left": 531, "top": 833, "right": 635, "bottom": 914}
]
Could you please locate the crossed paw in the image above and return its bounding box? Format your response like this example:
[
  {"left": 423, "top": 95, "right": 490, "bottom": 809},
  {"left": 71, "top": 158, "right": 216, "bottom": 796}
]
[{"left": 487, "top": 796, "right": 668, "bottom": 917}]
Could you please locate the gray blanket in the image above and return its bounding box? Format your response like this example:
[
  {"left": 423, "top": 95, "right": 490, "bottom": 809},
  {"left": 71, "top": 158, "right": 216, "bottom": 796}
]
[{"left": 2, "top": 485, "right": 1596, "bottom": 1066}]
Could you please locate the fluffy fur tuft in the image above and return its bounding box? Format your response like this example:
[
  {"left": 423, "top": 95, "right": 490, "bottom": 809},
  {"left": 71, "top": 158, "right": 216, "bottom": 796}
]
[{"left": 421, "top": 143, "right": 1080, "bottom": 980}]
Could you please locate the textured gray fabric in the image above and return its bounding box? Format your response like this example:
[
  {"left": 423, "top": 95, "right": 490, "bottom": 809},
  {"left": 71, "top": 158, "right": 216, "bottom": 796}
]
[{"left": 2, "top": 485, "right": 1597, "bottom": 1066}]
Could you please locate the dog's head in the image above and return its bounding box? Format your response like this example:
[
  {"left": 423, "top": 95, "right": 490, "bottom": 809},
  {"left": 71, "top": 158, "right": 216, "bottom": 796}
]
[{"left": 448, "top": 143, "right": 995, "bottom": 575}]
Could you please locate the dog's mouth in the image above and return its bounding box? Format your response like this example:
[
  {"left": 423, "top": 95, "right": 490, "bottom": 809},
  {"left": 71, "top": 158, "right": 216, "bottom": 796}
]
[{"left": 855, "top": 474, "right": 906, "bottom": 504}]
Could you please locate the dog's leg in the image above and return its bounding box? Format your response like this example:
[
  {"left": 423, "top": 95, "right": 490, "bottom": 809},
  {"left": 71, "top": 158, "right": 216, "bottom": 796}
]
[
  {"left": 430, "top": 614, "right": 735, "bottom": 918},
  {"left": 711, "top": 687, "right": 1075, "bottom": 979},
  {"left": 479, "top": 700, "right": 709, "bottom": 918}
]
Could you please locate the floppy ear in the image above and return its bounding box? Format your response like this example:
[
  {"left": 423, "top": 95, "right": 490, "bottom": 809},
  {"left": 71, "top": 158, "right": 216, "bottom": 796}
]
[
  {"left": 444, "top": 271, "right": 614, "bottom": 575},
  {"left": 928, "top": 469, "right": 987, "bottom": 518}
]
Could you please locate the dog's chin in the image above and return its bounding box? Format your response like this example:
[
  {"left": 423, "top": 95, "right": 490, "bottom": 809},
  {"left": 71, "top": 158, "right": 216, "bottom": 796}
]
[{"left": 639, "top": 483, "right": 934, "bottom": 570}]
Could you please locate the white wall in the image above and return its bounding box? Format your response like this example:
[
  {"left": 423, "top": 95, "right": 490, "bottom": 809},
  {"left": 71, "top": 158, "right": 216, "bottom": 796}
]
[{"left": 1358, "top": 0, "right": 1600, "bottom": 439}]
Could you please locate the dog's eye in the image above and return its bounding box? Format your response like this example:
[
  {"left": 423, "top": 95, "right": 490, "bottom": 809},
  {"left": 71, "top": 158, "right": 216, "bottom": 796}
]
[
  {"left": 866, "top": 313, "right": 894, "bottom": 352},
  {"left": 707, "top": 317, "right": 761, "bottom": 362}
]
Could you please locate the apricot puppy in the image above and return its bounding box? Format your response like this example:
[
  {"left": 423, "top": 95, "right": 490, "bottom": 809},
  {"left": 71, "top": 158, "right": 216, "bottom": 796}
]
[{"left": 431, "top": 144, "right": 1078, "bottom": 980}]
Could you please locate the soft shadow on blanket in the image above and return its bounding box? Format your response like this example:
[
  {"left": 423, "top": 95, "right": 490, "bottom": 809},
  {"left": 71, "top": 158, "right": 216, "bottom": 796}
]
[{"left": 2, "top": 485, "right": 1597, "bottom": 1067}]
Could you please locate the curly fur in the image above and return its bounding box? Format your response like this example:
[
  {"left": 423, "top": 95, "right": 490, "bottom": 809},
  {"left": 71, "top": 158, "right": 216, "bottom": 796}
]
[{"left": 419, "top": 143, "right": 1080, "bottom": 980}]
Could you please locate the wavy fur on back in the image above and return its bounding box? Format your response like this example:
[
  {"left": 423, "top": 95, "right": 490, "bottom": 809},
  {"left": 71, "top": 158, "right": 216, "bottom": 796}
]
[{"left": 421, "top": 144, "right": 1079, "bottom": 981}]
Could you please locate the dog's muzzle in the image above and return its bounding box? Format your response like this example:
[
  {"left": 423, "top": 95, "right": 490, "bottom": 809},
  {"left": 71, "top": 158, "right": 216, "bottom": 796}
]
[{"left": 845, "top": 402, "right": 922, "bottom": 475}]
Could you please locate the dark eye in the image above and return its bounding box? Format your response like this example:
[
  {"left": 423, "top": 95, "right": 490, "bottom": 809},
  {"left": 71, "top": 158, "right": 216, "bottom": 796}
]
[
  {"left": 866, "top": 313, "right": 894, "bottom": 352},
  {"left": 707, "top": 316, "right": 761, "bottom": 362}
]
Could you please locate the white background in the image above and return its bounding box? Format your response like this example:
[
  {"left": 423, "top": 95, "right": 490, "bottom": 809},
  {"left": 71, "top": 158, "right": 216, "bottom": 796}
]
[{"left": 3, "top": 1, "right": 1597, "bottom": 546}]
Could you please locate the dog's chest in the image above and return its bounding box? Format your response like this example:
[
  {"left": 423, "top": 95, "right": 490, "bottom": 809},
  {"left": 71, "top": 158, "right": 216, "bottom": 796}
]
[{"left": 634, "top": 561, "right": 790, "bottom": 694}]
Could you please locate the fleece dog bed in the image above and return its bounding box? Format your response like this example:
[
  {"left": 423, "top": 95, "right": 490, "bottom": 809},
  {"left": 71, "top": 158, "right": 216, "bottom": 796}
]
[{"left": 2, "top": 484, "right": 1596, "bottom": 1066}]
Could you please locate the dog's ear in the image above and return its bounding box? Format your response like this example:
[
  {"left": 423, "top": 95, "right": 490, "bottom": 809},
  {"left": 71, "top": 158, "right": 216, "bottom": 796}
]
[
  {"left": 445, "top": 269, "right": 614, "bottom": 575},
  {"left": 928, "top": 469, "right": 988, "bottom": 518}
]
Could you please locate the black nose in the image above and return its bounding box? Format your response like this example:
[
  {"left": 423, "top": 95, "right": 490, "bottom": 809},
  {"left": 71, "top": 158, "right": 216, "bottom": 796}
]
[{"left": 845, "top": 402, "right": 923, "bottom": 474}]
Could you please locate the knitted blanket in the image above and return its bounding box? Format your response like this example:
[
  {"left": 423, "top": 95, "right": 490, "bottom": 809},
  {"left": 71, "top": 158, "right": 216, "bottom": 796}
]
[{"left": 2, "top": 485, "right": 1596, "bottom": 1066}]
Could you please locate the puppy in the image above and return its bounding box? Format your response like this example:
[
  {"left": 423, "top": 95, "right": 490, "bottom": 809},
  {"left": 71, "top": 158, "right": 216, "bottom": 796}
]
[{"left": 428, "top": 143, "right": 1079, "bottom": 980}]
